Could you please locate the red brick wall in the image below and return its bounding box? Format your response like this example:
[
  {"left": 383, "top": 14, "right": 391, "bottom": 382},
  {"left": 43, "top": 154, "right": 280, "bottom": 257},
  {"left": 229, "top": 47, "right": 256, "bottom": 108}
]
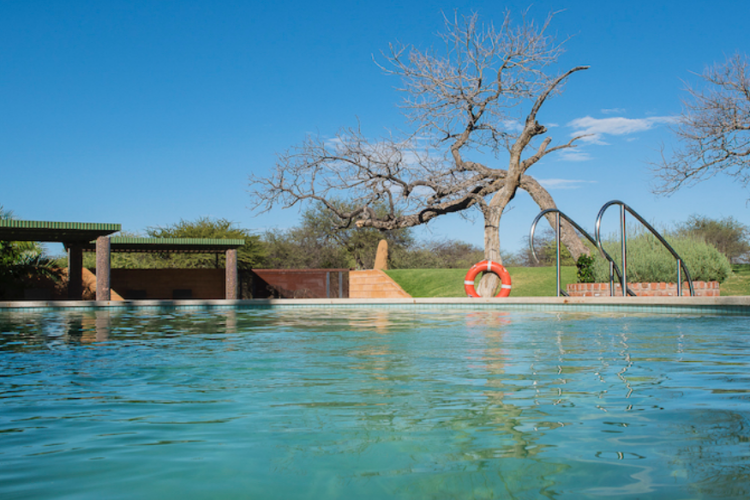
[{"left": 566, "top": 281, "right": 720, "bottom": 297}]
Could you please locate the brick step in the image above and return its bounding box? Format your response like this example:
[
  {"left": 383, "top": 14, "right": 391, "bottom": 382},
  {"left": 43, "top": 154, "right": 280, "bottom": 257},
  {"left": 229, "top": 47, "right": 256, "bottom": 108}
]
[{"left": 350, "top": 270, "right": 411, "bottom": 299}]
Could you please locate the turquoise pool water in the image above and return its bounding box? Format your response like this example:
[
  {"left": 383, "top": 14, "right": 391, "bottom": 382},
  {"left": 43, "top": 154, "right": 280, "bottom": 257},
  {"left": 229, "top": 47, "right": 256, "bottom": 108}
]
[{"left": 1, "top": 307, "right": 749, "bottom": 499}]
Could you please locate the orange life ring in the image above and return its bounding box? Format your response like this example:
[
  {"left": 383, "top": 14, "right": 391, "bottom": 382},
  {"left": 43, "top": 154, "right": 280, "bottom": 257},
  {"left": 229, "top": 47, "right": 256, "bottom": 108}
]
[{"left": 464, "top": 260, "right": 512, "bottom": 298}]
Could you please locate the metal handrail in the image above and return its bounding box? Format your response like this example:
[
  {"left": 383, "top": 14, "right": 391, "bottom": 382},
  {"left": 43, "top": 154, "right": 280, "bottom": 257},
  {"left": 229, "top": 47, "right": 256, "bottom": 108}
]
[
  {"left": 529, "top": 209, "right": 635, "bottom": 297},
  {"left": 595, "top": 200, "right": 695, "bottom": 297}
]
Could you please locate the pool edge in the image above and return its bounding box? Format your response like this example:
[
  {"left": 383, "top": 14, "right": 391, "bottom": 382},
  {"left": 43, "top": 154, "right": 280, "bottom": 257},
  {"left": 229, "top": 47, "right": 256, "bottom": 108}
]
[{"left": 2, "top": 296, "right": 749, "bottom": 315}]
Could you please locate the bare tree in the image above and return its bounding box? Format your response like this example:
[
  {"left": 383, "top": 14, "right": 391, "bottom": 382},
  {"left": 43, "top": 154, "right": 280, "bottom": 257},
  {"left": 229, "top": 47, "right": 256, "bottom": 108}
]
[
  {"left": 250, "top": 11, "right": 590, "bottom": 296},
  {"left": 654, "top": 53, "right": 750, "bottom": 196}
]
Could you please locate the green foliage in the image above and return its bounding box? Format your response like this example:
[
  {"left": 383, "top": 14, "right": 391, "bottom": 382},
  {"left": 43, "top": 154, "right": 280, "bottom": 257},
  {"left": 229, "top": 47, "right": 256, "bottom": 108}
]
[
  {"left": 149, "top": 217, "right": 265, "bottom": 269},
  {"left": 576, "top": 254, "right": 596, "bottom": 283},
  {"left": 260, "top": 201, "right": 413, "bottom": 269},
  {"left": 516, "top": 228, "right": 576, "bottom": 267},
  {"left": 385, "top": 267, "right": 577, "bottom": 297},
  {"left": 0, "top": 206, "right": 61, "bottom": 299},
  {"left": 676, "top": 215, "right": 749, "bottom": 263},
  {"left": 390, "top": 239, "right": 487, "bottom": 269},
  {"left": 592, "top": 231, "right": 732, "bottom": 283},
  {"left": 82, "top": 218, "right": 265, "bottom": 270},
  {"left": 260, "top": 228, "right": 352, "bottom": 269},
  {"left": 82, "top": 232, "right": 156, "bottom": 269},
  {"left": 259, "top": 200, "right": 501, "bottom": 270}
]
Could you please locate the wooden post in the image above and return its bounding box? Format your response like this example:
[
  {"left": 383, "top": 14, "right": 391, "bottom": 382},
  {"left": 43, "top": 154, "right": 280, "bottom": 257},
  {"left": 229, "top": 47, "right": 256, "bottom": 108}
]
[
  {"left": 225, "top": 249, "right": 238, "bottom": 300},
  {"left": 67, "top": 245, "right": 83, "bottom": 300},
  {"left": 95, "top": 236, "right": 111, "bottom": 301}
]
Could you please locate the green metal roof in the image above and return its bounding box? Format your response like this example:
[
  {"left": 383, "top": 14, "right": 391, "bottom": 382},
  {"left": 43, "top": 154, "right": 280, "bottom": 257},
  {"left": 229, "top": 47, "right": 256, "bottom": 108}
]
[
  {"left": 80, "top": 237, "right": 246, "bottom": 253},
  {"left": 0, "top": 219, "right": 121, "bottom": 243}
]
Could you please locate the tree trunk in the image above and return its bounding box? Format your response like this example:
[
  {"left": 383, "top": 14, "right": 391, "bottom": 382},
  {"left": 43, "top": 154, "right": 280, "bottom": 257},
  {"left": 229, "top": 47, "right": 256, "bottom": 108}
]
[
  {"left": 473, "top": 176, "right": 592, "bottom": 298},
  {"left": 520, "top": 175, "right": 591, "bottom": 260},
  {"left": 476, "top": 201, "right": 504, "bottom": 297}
]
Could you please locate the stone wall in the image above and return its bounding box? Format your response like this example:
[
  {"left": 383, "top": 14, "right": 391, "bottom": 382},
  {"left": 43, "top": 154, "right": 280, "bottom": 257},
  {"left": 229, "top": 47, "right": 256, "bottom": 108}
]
[{"left": 566, "top": 281, "right": 720, "bottom": 297}]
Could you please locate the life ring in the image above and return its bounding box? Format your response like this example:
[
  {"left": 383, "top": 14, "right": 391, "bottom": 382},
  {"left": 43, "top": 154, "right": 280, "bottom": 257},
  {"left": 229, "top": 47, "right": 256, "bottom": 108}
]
[{"left": 464, "top": 260, "right": 512, "bottom": 298}]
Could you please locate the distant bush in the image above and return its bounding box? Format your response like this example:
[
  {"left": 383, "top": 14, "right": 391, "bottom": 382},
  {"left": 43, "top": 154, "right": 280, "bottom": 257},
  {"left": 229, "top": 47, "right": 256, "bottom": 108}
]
[
  {"left": 676, "top": 215, "right": 749, "bottom": 264},
  {"left": 390, "top": 239, "right": 486, "bottom": 269},
  {"left": 592, "top": 231, "right": 732, "bottom": 283}
]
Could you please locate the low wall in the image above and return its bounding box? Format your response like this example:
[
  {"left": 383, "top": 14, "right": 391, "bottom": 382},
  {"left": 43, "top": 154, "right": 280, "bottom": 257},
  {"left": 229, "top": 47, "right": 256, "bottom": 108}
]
[
  {"left": 109, "top": 269, "right": 225, "bottom": 299},
  {"left": 247, "top": 269, "right": 349, "bottom": 299},
  {"left": 14, "top": 268, "right": 351, "bottom": 301},
  {"left": 566, "top": 281, "right": 720, "bottom": 297}
]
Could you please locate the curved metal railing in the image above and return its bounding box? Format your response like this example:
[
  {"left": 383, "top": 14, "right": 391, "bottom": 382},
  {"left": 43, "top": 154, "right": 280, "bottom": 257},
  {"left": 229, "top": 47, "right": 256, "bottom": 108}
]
[
  {"left": 595, "top": 200, "right": 694, "bottom": 297},
  {"left": 530, "top": 209, "right": 635, "bottom": 297}
]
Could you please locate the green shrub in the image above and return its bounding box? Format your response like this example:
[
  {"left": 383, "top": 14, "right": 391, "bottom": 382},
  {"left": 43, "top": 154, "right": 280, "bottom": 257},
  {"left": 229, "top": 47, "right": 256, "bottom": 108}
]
[
  {"left": 592, "top": 232, "right": 732, "bottom": 283},
  {"left": 576, "top": 254, "right": 596, "bottom": 283}
]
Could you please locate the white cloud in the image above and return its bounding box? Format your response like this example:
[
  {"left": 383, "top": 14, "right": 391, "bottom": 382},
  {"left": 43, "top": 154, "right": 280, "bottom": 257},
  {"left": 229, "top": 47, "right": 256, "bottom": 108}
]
[
  {"left": 556, "top": 148, "right": 592, "bottom": 162},
  {"left": 601, "top": 108, "right": 626, "bottom": 115},
  {"left": 538, "top": 178, "right": 597, "bottom": 190},
  {"left": 568, "top": 115, "right": 676, "bottom": 144},
  {"left": 503, "top": 120, "right": 524, "bottom": 132}
]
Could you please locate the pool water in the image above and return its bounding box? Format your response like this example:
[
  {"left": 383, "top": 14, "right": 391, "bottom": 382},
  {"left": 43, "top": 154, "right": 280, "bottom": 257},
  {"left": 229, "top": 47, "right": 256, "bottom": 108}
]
[{"left": 1, "top": 307, "right": 749, "bottom": 499}]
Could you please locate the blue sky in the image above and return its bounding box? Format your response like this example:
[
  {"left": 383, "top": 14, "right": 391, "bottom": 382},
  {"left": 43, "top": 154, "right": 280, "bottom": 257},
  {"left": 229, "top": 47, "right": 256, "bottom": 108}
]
[{"left": 2, "top": 0, "right": 749, "bottom": 256}]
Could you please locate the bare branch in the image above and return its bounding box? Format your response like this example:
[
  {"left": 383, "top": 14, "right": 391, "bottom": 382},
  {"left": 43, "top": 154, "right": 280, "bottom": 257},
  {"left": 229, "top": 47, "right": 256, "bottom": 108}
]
[
  {"left": 251, "top": 10, "right": 590, "bottom": 295},
  {"left": 654, "top": 53, "right": 750, "bottom": 195}
]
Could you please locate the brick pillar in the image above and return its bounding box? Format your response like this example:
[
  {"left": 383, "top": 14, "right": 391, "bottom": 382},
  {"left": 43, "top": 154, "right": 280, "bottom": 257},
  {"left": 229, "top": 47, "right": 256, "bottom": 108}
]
[
  {"left": 67, "top": 245, "right": 83, "bottom": 300},
  {"left": 95, "top": 236, "right": 111, "bottom": 301},
  {"left": 225, "top": 249, "right": 238, "bottom": 300}
]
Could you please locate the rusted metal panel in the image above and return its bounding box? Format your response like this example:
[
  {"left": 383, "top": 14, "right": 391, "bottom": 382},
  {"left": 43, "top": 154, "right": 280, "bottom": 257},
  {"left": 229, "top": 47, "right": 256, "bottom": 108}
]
[{"left": 246, "top": 269, "right": 350, "bottom": 299}]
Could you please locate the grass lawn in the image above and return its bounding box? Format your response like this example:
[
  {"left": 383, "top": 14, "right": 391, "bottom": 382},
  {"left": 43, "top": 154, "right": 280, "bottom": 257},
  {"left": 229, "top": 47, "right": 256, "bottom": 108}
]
[
  {"left": 385, "top": 267, "right": 577, "bottom": 298},
  {"left": 720, "top": 264, "right": 750, "bottom": 296},
  {"left": 386, "top": 264, "right": 750, "bottom": 297}
]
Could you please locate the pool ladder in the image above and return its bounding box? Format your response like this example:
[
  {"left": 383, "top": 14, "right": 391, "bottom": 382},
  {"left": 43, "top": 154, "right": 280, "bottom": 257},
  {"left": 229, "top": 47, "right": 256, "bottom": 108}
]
[{"left": 529, "top": 200, "right": 695, "bottom": 297}]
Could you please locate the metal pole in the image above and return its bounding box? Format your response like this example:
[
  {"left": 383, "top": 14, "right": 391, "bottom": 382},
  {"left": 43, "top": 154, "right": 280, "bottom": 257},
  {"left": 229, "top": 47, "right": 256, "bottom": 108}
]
[
  {"left": 620, "top": 205, "right": 627, "bottom": 297},
  {"left": 676, "top": 259, "right": 682, "bottom": 297},
  {"left": 555, "top": 212, "right": 561, "bottom": 297},
  {"left": 609, "top": 261, "right": 615, "bottom": 296}
]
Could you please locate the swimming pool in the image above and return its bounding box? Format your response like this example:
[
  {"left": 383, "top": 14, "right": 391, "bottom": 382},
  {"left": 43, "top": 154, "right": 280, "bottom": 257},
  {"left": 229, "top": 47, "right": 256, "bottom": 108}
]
[{"left": 2, "top": 305, "right": 749, "bottom": 499}]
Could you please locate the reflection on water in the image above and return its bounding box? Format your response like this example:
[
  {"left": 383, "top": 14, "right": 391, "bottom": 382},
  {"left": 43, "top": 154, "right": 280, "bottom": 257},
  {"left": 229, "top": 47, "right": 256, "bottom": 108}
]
[{"left": 1, "top": 308, "right": 749, "bottom": 499}]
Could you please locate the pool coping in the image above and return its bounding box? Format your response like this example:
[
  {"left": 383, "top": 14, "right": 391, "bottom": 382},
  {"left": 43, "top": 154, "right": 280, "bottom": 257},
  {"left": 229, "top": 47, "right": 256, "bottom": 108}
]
[{"left": 2, "top": 296, "right": 749, "bottom": 315}]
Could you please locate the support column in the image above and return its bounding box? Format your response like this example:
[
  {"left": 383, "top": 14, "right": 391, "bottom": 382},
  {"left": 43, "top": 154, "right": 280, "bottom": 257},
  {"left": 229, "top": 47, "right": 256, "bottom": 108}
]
[
  {"left": 225, "top": 249, "right": 238, "bottom": 300},
  {"left": 67, "top": 245, "right": 83, "bottom": 300},
  {"left": 95, "top": 236, "right": 111, "bottom": 301}
]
